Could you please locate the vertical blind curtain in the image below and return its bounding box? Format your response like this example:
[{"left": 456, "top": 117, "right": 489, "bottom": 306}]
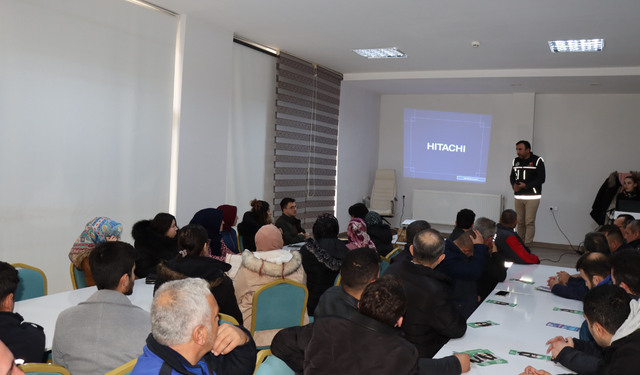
[{"left": 274, "top": 53, "right": 343, "bottom": 230}]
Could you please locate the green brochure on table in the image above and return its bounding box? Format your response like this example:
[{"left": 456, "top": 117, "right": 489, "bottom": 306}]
[
  {"left": 485, "top": 299, "right": 517, "bottom": 307},
  {"left": 455, "top": 349, "right": 507, "bottom": 367},
  {"left": 553, "top": 307, "right": 584, "bottom": 315},
  {"left": 467, "top": 320, "right": 499, "bottom": 328},
  {"left": 508, "top": 350, "right": 552, "bottom": 361}
]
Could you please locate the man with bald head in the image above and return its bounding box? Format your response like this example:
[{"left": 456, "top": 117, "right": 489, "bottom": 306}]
[
  {"left": 0, "top": 340, "right": 25, "bottom": 375},
  {"left": 386, "top": 228, "right": 467, "bottom": 359},
  {"left": 392, "top": 220, "right": 431, "bottom": 264},
  {"left": 131, "top": 279, "right": 256, "bottom": 375}
]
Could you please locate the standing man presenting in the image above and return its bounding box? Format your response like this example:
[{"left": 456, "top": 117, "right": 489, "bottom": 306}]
[{"left": 510, "top": 140, "right": 545, "bottom": 247}]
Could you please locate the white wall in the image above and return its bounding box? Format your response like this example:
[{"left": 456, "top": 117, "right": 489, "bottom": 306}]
[
  {"left": 336, "top": 82, "right": 381, "bottom": 229},
  {"left": 379, "top": 93, "right": 535, "bottom": 230},
  {"left": 533, "top": 94, "right": 640, "bottom": 245},
  {"left": 175, "top": 15, "right": 233, "bottom": 226},
  {"left": 226, "top": 44, "right": 277, "bottom": 214}
]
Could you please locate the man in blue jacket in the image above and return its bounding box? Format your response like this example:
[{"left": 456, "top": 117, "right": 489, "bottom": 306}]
[{"left": 131, "top": 278, "right": 256, "bottom": 375}]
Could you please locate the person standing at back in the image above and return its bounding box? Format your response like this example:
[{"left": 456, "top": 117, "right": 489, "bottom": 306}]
[{"left": 510, "top": 140, "right": 545, "bottom": 247}]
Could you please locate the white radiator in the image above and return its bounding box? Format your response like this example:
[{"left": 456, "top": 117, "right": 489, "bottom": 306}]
[{"left": 412, "top": 190, "right": 503, "bottom": 225}]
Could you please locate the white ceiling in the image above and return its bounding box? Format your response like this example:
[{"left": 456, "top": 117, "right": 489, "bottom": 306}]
[{"left": 153, "top": 0, "right": 640, "bottom": 94}]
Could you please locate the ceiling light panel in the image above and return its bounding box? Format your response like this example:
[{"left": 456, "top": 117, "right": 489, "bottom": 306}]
[
  {"left": 352, "top": 47, "right": 407, "bottom": 59},
  {"left": 548, "top": 39, "right": 604, "bottom": 53}
]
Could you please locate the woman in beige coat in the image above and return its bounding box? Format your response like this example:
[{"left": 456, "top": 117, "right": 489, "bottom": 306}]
[{"left": 233, "top": 224, "right": 307, "bottom": 347}]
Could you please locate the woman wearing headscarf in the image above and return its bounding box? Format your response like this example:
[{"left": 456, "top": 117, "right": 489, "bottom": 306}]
[
  {"left": 131, "top": 213, "right": 179, "bottom": 278},
  {"left": 237, "top": 199, "right": 272, "bottom": 251},
  {"left": 364, "top": 211, "right": 394, "bottom": 257},
  {"left": 217, "top": 204, "right": 239, "bottom": 254},
  {"left": 346, "top": 218, "right": 376, "bottom": 251},
  {"left": 300, "top": 213, "right": 349, "bottom": 316},
  {"left": 154, "top": 224, "right": 243, "bottom": 324},
  {"left": 234, "top": 224, "right": 306, "bottom": 347},
  {"left": 69, "top": 217, "right": 123, "bottom": 286},
  {"left": 189, "top": 208, "right": 234, "bottom": 262}
]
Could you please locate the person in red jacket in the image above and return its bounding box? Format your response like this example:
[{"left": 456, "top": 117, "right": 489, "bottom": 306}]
[{"left": 494, "top": 209, "right": 540, "bottom": 264}]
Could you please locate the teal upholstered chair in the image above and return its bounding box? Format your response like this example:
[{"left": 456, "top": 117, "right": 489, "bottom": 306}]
[
  {"left": 334, "top": 273, "right": 341, "bottom": 286},
  {"left": 239, "top": 235, "right": 245, "bottom": 252},
  {"left": 385, "top": 247, "right": 402, "bottom": 261},
  {"left": 70, "top": 263, "right": 87, "bottom": 290},
  {"left": 219, "top": 312, "right": 240, "bottom": 326},
  {"left": 254, "top": 349, "right": 295, "bottom": 375},
  {"left": 251, "top": 279, "right": 308, "bottom": 349},
  {"left": 12, "top": 263, "right": 47, "bottom": 301},
  {"left": 379, "top": 257, "right": 391, "bottom": 275}
]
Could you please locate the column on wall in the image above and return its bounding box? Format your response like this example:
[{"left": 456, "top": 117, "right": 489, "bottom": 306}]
[{"left": 273, "top": 53, "right": 343, "bottom": 230}]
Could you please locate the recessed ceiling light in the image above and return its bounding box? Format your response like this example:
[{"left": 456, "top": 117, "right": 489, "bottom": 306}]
[
  {"left": 548, "top": 39, "right": 604, "bottom": 53},
  {"left": 352, "top": 47, "right": 407, "bottom": 59},
  {"left": 511, "top": 83, "right": 521, "bottom": 87},
  {"left": 590, "top": 83, "right": 601, "bottom": 86}
]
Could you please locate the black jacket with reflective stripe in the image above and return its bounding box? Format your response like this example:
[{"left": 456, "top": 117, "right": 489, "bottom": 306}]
[{"left": 510, "top": 153, "right": 545, "bottom": 197}]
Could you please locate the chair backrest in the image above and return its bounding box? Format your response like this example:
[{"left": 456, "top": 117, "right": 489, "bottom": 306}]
[
  {"left": 254, "top": 349, "right": 295, "bottom": 375},
  {"left": 219, "top": 312, "right": 240, "bottom": 326},
  {"left": 251, "top": 279, "right": 308, "bottom": 335},
  {"left": 379, "top": 257, "right": 391, "bottom": 275},
  {"left": 69, "top": 263, "right": 87, "bottom": 290},
  {"left": 385, "top": 247, "right": 402, "bottom": 261},
  {"left": 104, "top": 359, "right": 137, "bottom": 375},
  {"left": 370, "top": 169, "right": 397, "bottom": 215},
  {"left": 19, "top": 363, "right": 71, "bottom": 375},
  {"left": 12, "top": 263, "right": 47, "bottom": 301},
  {"left": 239, "top": 234, "right": 245, "bottom": 252},
  {"left": 334, "top": 274, "right": 341, "bottom": 286}
]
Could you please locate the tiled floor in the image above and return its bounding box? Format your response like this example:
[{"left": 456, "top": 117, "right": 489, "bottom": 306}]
[{"left": 529, "top": 246, "right": 582, "bottom": 269}]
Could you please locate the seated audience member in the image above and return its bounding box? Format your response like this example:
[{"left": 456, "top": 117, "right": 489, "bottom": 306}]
[
  {"left": 314, "top": 247, "right": 380, "bottom": 319},
  {"left": 437, "top": 218, "right": 495, "bottom": 319},
  {"left": 190, "top": 208, "right": 234, "bottom": 261},
  {"left": 616, "top": 174, "right": 640, "bottom": 210},
  {"left": 0, "top": 340, "right": 26, "bottom": 375},
  {"left": 548, "top": 232, "right": 610, "bottom": 301},
  {"left": 386, "top": 229, "right": 467, "bottom": 358},
  {"left": 584, "top": 231, "right": 611, "bottom": 255},
  {"left": 614, "top": 214, "right": 635, "bottom": 238},
  {"left": 69, "top": 217, "right": 122, "bottom": 286},
  {"left": 495, "top": 209, "right": 540, "bottom": 264},
  {"left": 131, "top": 279, "right": 256, "bottom": 375},
  {"left": 238, "top": 199, "right": 272, "bottom": 251},
  {"left": 346, "top": 218, "right": 376, "bottom": 251},
  {"left": 624, "top": 220, "right": 640, "bottom": 249},
  {"left": 365, "top": 211, "right": 394, "bottom": 257},
  {"left": 575, "top": 252, "right": 612, "bottom": 341},
  {"left": 598, "top": 225, "right": 633, "bottom": 253},
  {"left": 53, "top": 241, "right": 149, "bottom": 375},
  {"left": 0, "top": 262, "right": 45, "bottom": 363},
  {"left": 155, "top": 224, "right": 243, "bottom": 325},
  {"left": 532, "top": 284, "right": 639, "bottom": 375},
  {"left": 610, "top": 249, "right": 640, "bottom": 298},
  {"left": 316, "top": 248, "right": 471, "bottom": 375},
  {"left": 132, "top": 213, "right": 179, "bottom": 278},
  {"left": 449, "top": 209, "right": 475, "bottom": 241},
  {"left": 218, "top": 204, "right": 240, "bottom": 253},
  {"left": 234, "top": 224, "right": 306, "bottom": 347},
  {"left": 275, "top": 198, "right": 309, "bottom": 246},
  {"left": 272, "top": 276, "right": 420, "bottom": 375},
  {"left": 348, "top": 202, "right": 369, "bottom": 220},
  {"left": 477, "top": 234, "right": 508, "bottom": 301},
  {"left": 300, "top": 213, "right": 349, "bottom": 316},
  {"left": 391, "top": 220, "right": 431, "bottom": 264}
]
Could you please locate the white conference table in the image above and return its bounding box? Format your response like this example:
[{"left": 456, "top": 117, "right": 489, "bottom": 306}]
[
  {"left": 15, "top": 278, "right": 154, "bottom": 350},
  {"left": 436, "top": 264, "right": 583, "bottom": 375}
]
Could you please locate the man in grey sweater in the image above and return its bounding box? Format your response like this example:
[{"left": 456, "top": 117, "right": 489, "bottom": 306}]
[{"left": 53, "top": 241, "right": 150, "bottom": 375}]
